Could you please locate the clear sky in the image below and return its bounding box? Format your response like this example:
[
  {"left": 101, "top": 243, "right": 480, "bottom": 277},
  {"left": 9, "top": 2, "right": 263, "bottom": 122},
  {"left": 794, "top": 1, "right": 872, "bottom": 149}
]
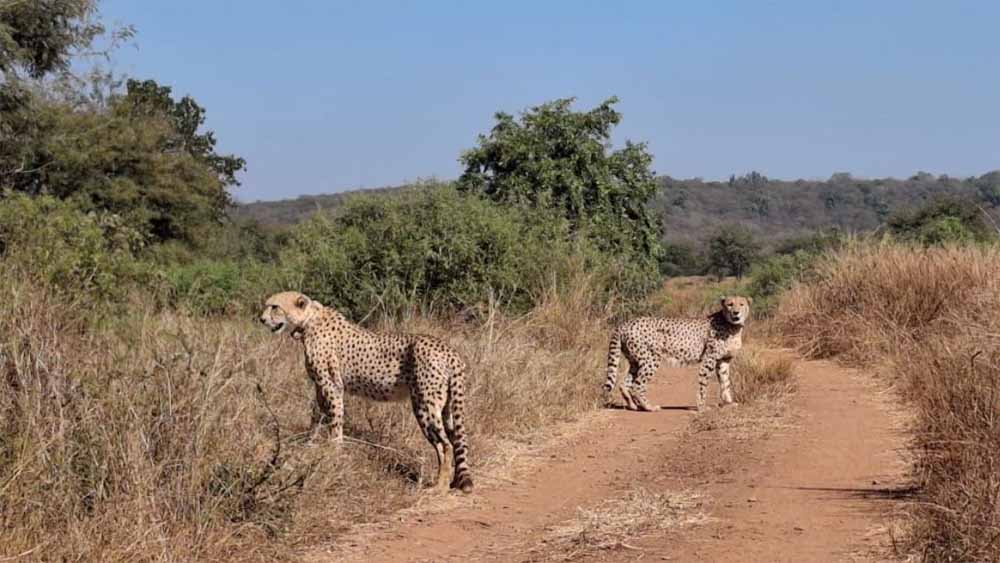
[{"left": 100, "top": 1, "right": 999, "bottom": 202}]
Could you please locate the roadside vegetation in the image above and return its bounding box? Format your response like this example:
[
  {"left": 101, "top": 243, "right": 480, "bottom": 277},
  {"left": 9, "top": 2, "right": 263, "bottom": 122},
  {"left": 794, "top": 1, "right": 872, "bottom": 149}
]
[{"left": 774, "top": 241, "right": 1000, "bottom": 562}]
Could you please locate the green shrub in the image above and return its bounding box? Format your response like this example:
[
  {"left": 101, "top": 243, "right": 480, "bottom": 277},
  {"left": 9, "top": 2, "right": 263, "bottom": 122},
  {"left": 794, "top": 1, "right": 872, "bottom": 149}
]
[
  {"left": 775, "top": 229, "right": 843, "bottom": 255},
  {"left": 283, "top": 185, "right": 551, "bottom": 316},
  {"left": 160, "top": 255, "right": 291, "bottom": 316},
  {"left": 279, "top": 184, "right": 649, "bottom": 318},
  {"left": 914, "top": 216, "right": 975, "bottom": 246},
  {"left": 0, "top": 192, "right": 146, "bottom": 300},
  {"left": 747, "top": 252, "right": 815, "bottom": 314},
  {"left": 887, "top": 196, "right": 996, "bottom": 246}
]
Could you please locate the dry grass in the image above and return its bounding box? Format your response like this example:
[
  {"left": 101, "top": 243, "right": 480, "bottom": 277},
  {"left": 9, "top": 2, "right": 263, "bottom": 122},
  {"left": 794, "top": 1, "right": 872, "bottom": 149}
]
[
  {"left": 772, "top": 243, "right": 1000, "bottom": 562},
  {"left": 531, "top": 488, "right": 706, "bottom": 560},
  {"left": 771, "top": 241, "right": 998, "bottom": 365},
  {"left": 732, "top": 347, "right": 797, "bottom": 405},
  {"left": 0, "top": 273, "right": 612, "bottom": 562}
]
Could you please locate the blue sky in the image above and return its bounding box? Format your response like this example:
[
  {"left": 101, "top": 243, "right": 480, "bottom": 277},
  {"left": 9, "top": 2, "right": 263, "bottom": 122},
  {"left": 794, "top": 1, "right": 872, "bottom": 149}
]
[{"left": 100, "top": 1, "right": 1000, "bottom": 202}]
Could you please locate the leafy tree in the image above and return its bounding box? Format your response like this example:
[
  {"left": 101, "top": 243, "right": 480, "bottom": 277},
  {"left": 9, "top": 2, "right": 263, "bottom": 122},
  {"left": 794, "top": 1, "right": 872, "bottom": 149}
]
[
  {"left": 659, "top": 242, "right": 703, "bottom": 277},
  {"left": 0, "top": 0, "right": 101, "bottom": 80},
  {"left": 121, "top": 79, "right": 245, "bottom": 188},
  {"left": 705, "top": 225, "right": 760, "bottom": 279},
  {"left": 457, "top": 97, "right": 662, "bottom": 277},
  {"left": 4, "top": 78, "right": 245, "bottom": 244},
  {"left": 1, "top": 0, "right": 100, "bottom": 180},
  {"left": 728, "top": 171, "right": 769, "bottom": 188}
]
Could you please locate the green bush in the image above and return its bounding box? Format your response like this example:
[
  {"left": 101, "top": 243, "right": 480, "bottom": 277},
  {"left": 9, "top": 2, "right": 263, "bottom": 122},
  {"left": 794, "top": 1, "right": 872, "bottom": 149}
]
[
  {"left": 887, "top": 196, "right": 996, "bottom": 246},
  {"left": 775, "top": 229, "right": 843, "bottom": 255},
  {"left": 163, "top": 260, "right": 250, "bottom": 315},
  {"left": 0, "top": 193, "right": 146, "bottom": 300},
  {"left": 279, "top": 184, "right": 648, "bottom": 318},
  {"left": 747, "top": 252, "right": 813, "bottom": 313},
  {"left": 284, "top": 185, "right": 550, "bottom": 316},
  {"left": 747, "top": 231, "right": 846, "bottom": 315}
]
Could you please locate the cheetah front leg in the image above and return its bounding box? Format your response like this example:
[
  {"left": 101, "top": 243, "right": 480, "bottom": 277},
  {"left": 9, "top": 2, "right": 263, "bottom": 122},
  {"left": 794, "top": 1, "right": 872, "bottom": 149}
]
[
  {"left": 630, "top": 359, "right": 661, "bottom": 412},
  {"left": 309, "top": 368, "right": 345, "bottom": 445},
  {"left": 696, "top": 356, "right": 716, "bottom": 412},
  {"left": 619, "top": 363, "right": 640, "bottom": 410},
  {"left": 717, "top": 359, "right": 739, "bottom": 407}
]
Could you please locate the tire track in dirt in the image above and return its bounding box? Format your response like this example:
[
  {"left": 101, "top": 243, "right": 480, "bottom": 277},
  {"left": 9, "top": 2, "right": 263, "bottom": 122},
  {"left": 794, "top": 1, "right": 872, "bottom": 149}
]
[{"left": 314, "top": 354, "right": 908, "bottom": 562}]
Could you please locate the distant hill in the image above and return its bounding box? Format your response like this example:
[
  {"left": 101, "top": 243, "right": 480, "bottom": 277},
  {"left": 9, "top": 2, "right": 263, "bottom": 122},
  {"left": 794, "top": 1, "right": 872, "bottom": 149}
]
[
  {"left": 231, "top": 171, "right": 1000, "bottom": 247},
  {"left": 655, "top": 171, "right": 1000, "bottom": 247},
  {"left": 231, "top": 185, "right": 406, "bottom": 227}
]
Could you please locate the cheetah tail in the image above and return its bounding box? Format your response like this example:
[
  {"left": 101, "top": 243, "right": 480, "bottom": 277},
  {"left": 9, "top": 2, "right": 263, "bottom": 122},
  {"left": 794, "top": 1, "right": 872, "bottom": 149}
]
[
  {"left": 447, "top": 370, "right": 474, "bottom": 493},
  {"left": 604, "top": 326, "right": 623, "bottom": 393}
]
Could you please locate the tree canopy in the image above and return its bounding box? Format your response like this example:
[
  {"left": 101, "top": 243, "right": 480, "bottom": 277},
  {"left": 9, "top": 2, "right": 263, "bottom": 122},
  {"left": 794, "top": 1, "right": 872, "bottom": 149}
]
[
  {"left": 457, "top": 97, "right": 662, "bottom": 283},
  {"left": 705, "top": 225, "right": 760, "bottom": 279},
  {"left": 0, "top": 0, "right": 101, "bottom": 80},
  {"left": 3, "top": 78, "right": 245, "bottom": 244}
]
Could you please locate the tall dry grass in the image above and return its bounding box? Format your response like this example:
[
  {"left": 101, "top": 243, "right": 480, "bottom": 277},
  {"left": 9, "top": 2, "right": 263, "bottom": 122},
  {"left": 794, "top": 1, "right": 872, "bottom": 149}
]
[
  {"left": 773, "top": 243, "right": 1000, "bottom": 562},
  {"left": 0, "top": 272, "right": 611, "bottom": 562}
]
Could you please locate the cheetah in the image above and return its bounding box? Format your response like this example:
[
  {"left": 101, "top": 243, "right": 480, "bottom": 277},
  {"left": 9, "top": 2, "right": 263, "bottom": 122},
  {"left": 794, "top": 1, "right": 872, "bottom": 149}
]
[
  {"left": 603, "top": 296, "right": 752, "bottom": 412},
  {"left": 259, "top": 291, "right": 473, "bottom": 493}
]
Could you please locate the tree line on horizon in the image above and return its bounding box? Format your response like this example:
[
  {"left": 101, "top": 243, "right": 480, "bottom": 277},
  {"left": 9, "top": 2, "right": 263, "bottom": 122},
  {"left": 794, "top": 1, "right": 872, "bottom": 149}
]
[{"left": 235, "top": 169, "right": 1000, "bottom": 276}]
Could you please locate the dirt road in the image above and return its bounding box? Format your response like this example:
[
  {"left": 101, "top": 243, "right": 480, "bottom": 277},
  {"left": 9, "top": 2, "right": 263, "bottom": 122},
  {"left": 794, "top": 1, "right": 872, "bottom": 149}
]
[{"left": 318, "top": 355, "right": 908, "bottom": 562}]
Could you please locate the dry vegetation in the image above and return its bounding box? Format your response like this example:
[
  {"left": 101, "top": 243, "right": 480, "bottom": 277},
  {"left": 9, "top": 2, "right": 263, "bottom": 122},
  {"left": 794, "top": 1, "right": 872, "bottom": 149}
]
[
  {"left": 532, "top": 488, "right": 707, "bottom": 561},
  {"left": 773, "top": 243, "right": 1000, "bottom": 562},
  {"left": 0, "top": 272, "right": 611, "bottom": 562}
]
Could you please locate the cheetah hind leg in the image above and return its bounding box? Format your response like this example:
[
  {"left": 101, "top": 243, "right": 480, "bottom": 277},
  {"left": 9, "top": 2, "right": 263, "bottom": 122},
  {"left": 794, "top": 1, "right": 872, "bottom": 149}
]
[
  {"left": 410, "top": 399, "right": 454, "bottom": 491},
  {"left": 424, "top": 422, "right": 454, "bottom": 491}
]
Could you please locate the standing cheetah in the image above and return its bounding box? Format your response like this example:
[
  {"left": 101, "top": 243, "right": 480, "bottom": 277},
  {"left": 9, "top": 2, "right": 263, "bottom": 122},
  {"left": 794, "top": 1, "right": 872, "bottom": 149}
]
[
  {"left": 604, "top": 296, "right": 752, "bottom": 412},
  {"left": 260, "top": 291, "right": 473, "bottom": 493}
]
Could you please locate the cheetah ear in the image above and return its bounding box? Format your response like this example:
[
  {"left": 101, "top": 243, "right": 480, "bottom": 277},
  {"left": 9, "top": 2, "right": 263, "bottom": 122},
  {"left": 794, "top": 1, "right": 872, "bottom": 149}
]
[
  {"left": 746, "top": 296, "right": 753, "bottom": 305},
  {"left": 719, "top": 295, "right": 728, "bottom": 306},
  {"left": 295, "top": 295, "right": 310, "bottom": 309}
]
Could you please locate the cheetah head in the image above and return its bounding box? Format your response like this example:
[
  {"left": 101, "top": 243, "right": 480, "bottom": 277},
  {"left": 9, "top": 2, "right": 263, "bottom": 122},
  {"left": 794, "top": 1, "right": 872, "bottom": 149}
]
[
  {"left": 260, "top": 291, "right": 322, "bottom": 338},
  {"left": 720, "top": 295, "right": 752, "bottom": 326}
]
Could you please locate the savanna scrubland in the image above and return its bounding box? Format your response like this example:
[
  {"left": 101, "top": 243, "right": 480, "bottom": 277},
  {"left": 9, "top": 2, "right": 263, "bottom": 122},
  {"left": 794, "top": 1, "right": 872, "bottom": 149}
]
[{"left": 2, "top": 2, "right": 999, "bottom": 561}]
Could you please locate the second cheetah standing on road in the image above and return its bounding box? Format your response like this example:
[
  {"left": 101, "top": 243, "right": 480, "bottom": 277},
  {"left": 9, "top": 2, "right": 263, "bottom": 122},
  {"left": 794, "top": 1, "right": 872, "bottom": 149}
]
[
  {"left": 604, "top": 296, "right": 752, "bottom": 412},
  {"left": 259, "top": 291, "right": 473, "bottom": 493}
]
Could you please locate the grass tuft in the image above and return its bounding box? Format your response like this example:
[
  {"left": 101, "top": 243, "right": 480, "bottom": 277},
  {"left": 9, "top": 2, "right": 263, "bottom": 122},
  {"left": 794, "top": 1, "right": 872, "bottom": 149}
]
[{"left": 535, "top": 488, "right": 705, "bottom": 560}]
